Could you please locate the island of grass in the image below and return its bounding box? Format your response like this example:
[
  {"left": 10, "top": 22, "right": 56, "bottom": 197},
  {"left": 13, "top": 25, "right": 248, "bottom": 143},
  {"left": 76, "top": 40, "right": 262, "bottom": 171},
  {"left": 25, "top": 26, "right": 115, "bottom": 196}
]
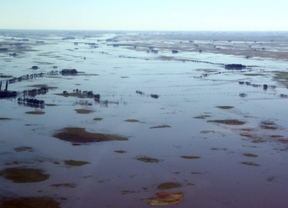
[
  {"left": 53, "top": 127, "right": 128, "bottom": 143},
  {"left": 75, "top": 109, "right": 94, "bottom": 114},
  {"left": 124, "top": 119, "right": 140, "bottom": 122},
  {"left": 0, "top": 197, "right": 60, "bottom": 208},
  {"left": 150, "top": 125, "right": 171, "bottom": 129},
  {"left": 0, "top": 168, "right": 49, "bottom": 183},
  {"left": 181, "top": 155, "right": 201, "bottom": 159},
  {"left": 136, "top": 156, "right": 162, "bottom": 163},
  {"left": 208, "top": 119, "right": 245, "bottom": 125},
  {"left": 64, "top": 160, "right": 90, "bottom": 166},
  {"left": 157, "top": 182, "right": 182, "bottom": 190}
]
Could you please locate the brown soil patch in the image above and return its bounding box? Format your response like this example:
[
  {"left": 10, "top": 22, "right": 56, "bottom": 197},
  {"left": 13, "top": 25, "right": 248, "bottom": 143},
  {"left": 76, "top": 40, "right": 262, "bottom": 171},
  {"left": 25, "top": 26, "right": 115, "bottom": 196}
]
[
  {"left": 208, "top": 119, "right": 245, "bottom": 125},
  {"left": 53, "top": 127, "right": 128, "bottom": 143},
  {"left": 0, "top": 168, "right": 49, "bottom": 183},
  {"left": 0, "top": 197, "right": 60, "bottom": 208}
]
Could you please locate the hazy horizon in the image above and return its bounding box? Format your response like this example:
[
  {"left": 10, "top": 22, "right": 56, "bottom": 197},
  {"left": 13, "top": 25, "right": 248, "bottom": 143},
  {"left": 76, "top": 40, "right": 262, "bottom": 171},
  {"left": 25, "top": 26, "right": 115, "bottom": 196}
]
[{"left": 1, "top": 0, "right": 288, "bottom": 31}]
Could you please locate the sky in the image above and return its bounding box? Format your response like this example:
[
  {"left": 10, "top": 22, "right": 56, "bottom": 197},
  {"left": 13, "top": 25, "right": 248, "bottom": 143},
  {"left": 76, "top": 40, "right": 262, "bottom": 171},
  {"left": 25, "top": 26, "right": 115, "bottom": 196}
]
[{"left": 0, "top": 0, "right": 287, "bottom": 31}]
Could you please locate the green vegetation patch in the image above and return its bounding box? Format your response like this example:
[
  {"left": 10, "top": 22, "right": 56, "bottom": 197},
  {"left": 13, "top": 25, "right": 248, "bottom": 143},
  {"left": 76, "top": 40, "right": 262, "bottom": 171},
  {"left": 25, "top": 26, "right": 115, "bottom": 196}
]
[
  {"left": 0, "top": 197, "right": 60, "bottom": 208},
  {"left": 55, "top": 92, "right": 85, "bottom": 98},
  {"left": 243, "top": 153, "right": 258, "bottom": 157},
  {"left": 181, "top": 155, "right": 201, "bottom": 159},
  {"left": 93, "top": 118, "right": 103, "bottom": 121},
  {"left": 28, "top": 84, "right": 57, "bottom": 90},
  {"left": 75, "top": 109, "right": 94, "bottom": 114},
  {"left": 64, "top": 160, "right": 90, "bottom": 166},
  {"left": 25, "top": 111, "right": 45, "bottom": 115},
  {"left": 216, "top": 106, "right": 234, "bottom": 109},
  {"left": 150, "top": 125, "right": 171, "bottom": 129},
  {"left": 45, "top": 104, "right": 58, "bottom": 106},
  {"left": 259, "top": 121, "right": 279, "bottom": 130},
  {"left": 51, "top": 183, "right": 76, "bottom": 188},
  {"left": 0, "top": 168, "right": 50, "bottom": 183},
  {"left": 241, "top": 161, "right": 260, "bottom": 166},
  {"left": 124, "top": 119, "right": 140, "bottom": 122},
  {"left": 136, "top": 156, "right": 162, "bottom": 163},
  {"left": 208, "top": 119, "right": 245, "bottom": 125},
  {"left": 0, "top": 117, "right": 11, "bottom": 120},
  {"left": 193, "top": 115, "right": 211, "bottom": 119},
  {"left": 243, "top": 73, "right": 264, "bottom": 76},
  {"left": 14, "top": 146, "right": 33, "bottom": 152},
  {"left": 157, "top": 182, "right": 182, "bottom": 190},
  {"left": 53, "top": 127, "right": 128, "bottom": 143},
  {"left": 273, "top": 71, "right": 288, "bottom": 87},
  {"left": 114, "top": 150, "right": 127, "bottom": 154}
]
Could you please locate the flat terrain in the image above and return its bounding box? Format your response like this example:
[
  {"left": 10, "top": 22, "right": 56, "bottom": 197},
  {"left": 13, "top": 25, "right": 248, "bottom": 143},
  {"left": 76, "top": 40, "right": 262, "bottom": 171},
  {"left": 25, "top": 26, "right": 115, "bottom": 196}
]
[{"left": 1, "top": 30, "right": 288, "bottom": 208}]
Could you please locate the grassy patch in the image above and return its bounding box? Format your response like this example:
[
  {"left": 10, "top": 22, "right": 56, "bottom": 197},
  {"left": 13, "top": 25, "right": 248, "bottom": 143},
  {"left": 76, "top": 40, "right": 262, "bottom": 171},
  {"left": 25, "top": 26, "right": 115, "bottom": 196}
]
[
  {"left": 55, "top": 92, "right": 85, "bottom": 98},
  {"left": 243, "top": 73, "right": 264, "bottom": 76},
  {"left": 150, "top": 125, "right": 171, "bottom": 129},
  {"left": 241, "top": 161, "right": 260, "bottom": 166},
  {"left": 124, "top": 119, "right": 140, "bottom": 122},
  {"left": 25, "top": 111, "right": 45, "bottom": 115},
  {"left": 181, "top": 155, "right": 201, "bottom": 159},
  {"left": 51, "top": 183, "right": 76, "bottom": 188},
  {"left": 243, "top": 153, "right": 258, "bottom": 157},
  {"left": 157, "top": 182, "right": 182, "bottom": 190},
  {"left": 64, "top": 160, "right": 90, "bottom": 166},
  {"left": 93, "top": 118, "right": 103, "bottom": 121},
  {"left": 75, "top": 109, "right": 94, "bottom": 114},
  {"left": 53, "top": 127, "right": 128, "bottom": 143},
  {"left": 136, "top": 156, "right": 162, "bottom": 163},
  {"left": 28, "top": 84, "right": 57, "bottom": 90},
  {"left": 0, "top": 117, "right": 11, "bottom": 120},
  {"left": 14, "top": 146, "right": 33, "bottom": 152},
  {"left": 273, "top": 71, "right": 288, "bottom": 87},
  {"left": 0, "top": 197, "right": 60, "bottom": 208},
  {"left": 193, "top": 114, "right": 211, "bottom": 119},
  {"left": 208, "top": 119, "right": 245, "bottom": 125},
  {"left": 0, "top": 168, "right": 49, "bottom": 183},
  {"left": 114, "top": 150, "right": 127, "bottom": 154},
  {"left": 216, "top": 106, "right": 234, "bottom": 109},
  {"left": 259, "top": 121, "right": 279, "bottom": 130},
  {"left": 45, "top": 104, "right": 58, "bottom": 106}
]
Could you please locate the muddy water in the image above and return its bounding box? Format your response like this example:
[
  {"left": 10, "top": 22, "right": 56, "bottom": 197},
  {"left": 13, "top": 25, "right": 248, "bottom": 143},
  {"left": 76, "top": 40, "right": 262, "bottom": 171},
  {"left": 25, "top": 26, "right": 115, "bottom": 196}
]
[{"left": 1, "top": 30, "right": 288, "bottom": 208}]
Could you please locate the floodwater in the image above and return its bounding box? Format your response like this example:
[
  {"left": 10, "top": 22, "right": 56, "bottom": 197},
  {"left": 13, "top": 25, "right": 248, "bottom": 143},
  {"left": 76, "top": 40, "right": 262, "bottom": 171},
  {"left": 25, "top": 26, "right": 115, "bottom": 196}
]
[{"left": 1, "top": 30, "right": 288, "bottom": 208}]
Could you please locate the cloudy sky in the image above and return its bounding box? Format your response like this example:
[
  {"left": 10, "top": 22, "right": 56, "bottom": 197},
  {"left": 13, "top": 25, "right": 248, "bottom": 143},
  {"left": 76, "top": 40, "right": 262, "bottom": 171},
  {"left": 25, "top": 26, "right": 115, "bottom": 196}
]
[{"left": 1, "top": 0, "right": 287, "bottom": 31}]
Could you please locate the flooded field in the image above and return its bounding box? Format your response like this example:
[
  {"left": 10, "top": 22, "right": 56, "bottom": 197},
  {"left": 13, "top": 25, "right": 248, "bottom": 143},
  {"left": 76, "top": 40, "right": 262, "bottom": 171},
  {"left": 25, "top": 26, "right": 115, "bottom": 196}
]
[{"left": 1, "top": 30, "right": 288, "bottom": 208}]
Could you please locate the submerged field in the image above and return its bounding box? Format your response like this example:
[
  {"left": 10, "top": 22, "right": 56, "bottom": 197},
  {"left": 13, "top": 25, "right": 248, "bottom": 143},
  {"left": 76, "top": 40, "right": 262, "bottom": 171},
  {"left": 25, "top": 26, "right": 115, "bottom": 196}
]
[{"left": 0, "top": 30, "right": 288, "bottom": 208}]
